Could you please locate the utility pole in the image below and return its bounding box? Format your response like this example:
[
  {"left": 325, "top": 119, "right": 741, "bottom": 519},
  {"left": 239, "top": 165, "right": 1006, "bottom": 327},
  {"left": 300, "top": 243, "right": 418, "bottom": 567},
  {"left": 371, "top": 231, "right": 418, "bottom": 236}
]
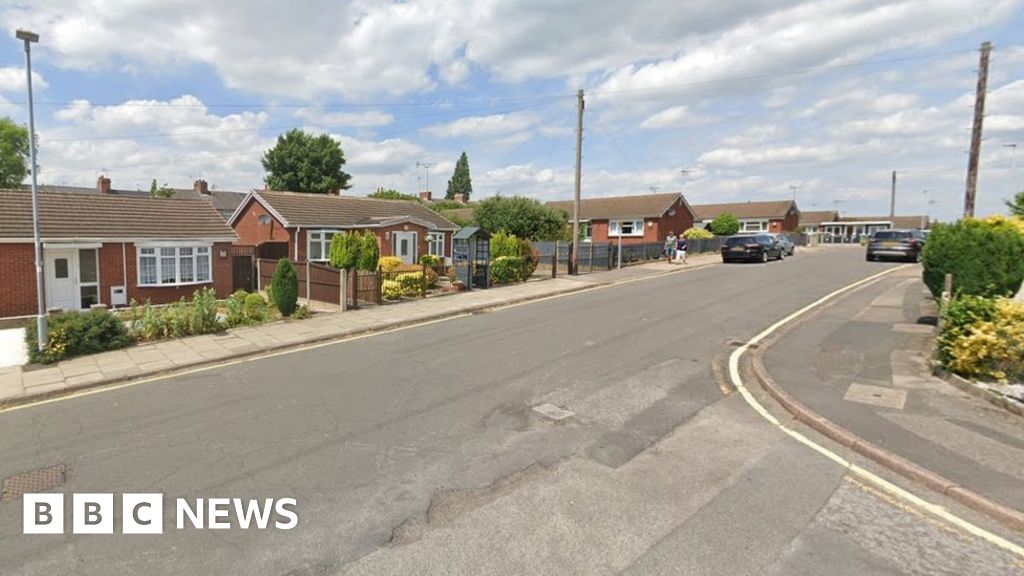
[
  {"left": 416, "top": 161, "right": 434, "bottom": 194},
  {"left": 789, "top": 185, "right": 799, "bottom": 201},
  {"left": 571, "top": 89, "right": 584, "bottom": 275},
  {"left": 890, "top": 170, "right": 897, "bottom": 220},
  {"left": 964, "top": 41, "right": 992, "bottom": 218}
]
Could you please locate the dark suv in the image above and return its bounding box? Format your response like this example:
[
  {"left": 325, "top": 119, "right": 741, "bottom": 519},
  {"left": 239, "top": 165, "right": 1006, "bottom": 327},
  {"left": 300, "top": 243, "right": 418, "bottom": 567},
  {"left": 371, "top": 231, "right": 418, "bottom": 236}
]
[
  {"left": 721, "top": 234, "right": 783, "bottom": 263},
  {"left": 866, "top": 229, "right": 923, "bottom": 262}
]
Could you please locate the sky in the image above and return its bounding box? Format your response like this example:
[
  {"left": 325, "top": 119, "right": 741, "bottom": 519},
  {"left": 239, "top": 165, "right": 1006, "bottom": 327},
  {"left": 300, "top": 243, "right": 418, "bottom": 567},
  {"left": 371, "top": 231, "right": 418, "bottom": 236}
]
[{"left": 0, "top": 0, "right": 1022, "bottom": 223}]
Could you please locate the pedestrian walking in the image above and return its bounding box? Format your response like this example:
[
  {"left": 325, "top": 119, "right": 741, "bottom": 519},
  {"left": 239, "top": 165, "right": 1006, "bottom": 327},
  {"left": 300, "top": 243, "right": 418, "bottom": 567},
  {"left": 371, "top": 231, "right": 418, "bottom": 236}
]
[
  {"left": 676, "top": 235, "right": 688, "bottom": 264},
  {"left": 665, "top": 231, "right": 677, "bottom": 264}
]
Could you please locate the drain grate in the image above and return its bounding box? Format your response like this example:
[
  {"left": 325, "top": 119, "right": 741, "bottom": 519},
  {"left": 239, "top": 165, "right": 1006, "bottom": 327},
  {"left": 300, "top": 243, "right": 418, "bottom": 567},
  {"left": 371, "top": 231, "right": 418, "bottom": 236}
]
[{"left": 2, "top": 464, "right": 68, "bottom": 502}]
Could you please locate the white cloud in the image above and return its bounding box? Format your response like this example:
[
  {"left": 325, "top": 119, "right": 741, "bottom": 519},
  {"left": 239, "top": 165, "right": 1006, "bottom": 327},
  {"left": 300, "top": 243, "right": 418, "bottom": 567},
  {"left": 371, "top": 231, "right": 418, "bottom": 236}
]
[
  {"left": 422, "top": 112, "right": 539, "bottom": 139},
  {"left": 698, "top": 144, "right": 847, "bottom": 167},
  {"left": 0, "top": 67, "right": 47, "bottom": 91},
  {"left": 293, "top": 108, "right": 394, "bottom": 128},
  {"left": 640, "top": 106, "right": 713, "bottom": 130}
]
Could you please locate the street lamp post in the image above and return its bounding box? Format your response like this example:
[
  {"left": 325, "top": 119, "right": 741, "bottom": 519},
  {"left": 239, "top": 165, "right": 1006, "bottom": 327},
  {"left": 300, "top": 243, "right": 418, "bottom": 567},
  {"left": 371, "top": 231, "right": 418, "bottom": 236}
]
[{"left": 16, "top": 28, "right": 46, "bottom": 352}]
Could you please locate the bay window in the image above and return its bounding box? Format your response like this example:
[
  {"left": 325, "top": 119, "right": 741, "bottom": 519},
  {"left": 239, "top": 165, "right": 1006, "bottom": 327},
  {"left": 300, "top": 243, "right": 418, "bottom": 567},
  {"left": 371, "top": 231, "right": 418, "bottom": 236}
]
[{"left": 138, "top": 244, "right": 212, "bottom": 287}]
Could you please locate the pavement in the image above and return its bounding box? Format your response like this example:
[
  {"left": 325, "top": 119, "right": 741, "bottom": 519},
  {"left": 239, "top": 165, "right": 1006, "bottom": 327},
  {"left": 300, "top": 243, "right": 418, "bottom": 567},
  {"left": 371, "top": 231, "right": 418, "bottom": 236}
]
[
  {"left": 0, "top": 327, "right": 27, "bottom": 369},
  {"left": 0, "top": 253, "right": 722, "bottom": 407},
  {"left": 3, "top": 247, "right": 1023, "bottom": 575},
  {"left": 759, "top": 265, "right": 1024, "bottom": 520}
]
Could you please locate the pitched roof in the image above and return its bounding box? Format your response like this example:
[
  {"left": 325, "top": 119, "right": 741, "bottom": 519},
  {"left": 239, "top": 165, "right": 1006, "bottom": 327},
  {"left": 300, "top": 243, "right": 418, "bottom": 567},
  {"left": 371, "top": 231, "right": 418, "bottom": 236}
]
[
  {"left": 32, "top": 184, "right": 246, "bottom": 217},
  {"left": 691, "top": 200, "right": 797, "bottom": 220},
  {"left": 0, "top": 189, "right": 238, "bottom": 241},
  {"left": 545, "top": 192, "right": 687, "bottom": 220},
  {"left": 837, "top": 215, "right": 930, "bottom": 229},
  {"left": 235, "top": 190, "right": 459, "bottom": 231},
  {"left": 799, "top": 210, "right": 840, "bottom": 226}
]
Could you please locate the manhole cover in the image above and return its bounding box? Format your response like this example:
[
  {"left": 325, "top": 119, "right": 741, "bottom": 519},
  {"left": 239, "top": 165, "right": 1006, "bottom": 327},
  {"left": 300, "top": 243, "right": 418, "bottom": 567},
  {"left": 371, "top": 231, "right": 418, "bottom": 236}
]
[{"left": 2, "top": 464, "right": 68, "bottom": 502}]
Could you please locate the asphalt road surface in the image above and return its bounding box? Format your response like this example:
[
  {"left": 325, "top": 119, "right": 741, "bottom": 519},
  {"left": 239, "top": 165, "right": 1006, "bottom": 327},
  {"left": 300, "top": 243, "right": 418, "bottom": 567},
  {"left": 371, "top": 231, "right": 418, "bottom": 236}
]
[{"left": 0, "top": 248, "right": 1021, "bottom": 575}]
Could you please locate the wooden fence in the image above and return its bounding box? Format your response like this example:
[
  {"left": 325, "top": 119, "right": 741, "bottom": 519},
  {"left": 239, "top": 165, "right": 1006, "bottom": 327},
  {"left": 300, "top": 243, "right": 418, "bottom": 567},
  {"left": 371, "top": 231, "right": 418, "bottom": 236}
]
[{"left": 256, "top": 259, "right": 383, "bottom": 309}]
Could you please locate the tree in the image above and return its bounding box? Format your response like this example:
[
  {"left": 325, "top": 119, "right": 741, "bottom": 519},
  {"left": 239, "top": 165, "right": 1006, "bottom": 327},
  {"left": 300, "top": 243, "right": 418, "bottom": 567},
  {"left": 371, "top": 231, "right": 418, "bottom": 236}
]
[
  {"left": 149, "top": 179, "right": 176, "bottom": 198},
  {"left": 708, "top": 213, "right": 740, "bottom": 236},
  {"left": 328, "top": 232, "right": 360, "bottom": 270},
  {"left": 1007, "top": 191, "right": 1024, "bottom": 218},
  {"left": 271, "top": 259, "right": 299, "bottom": 317},
  {"left": 357, "top": 232, "right": 380, "bottom": 271},
  {"left": 262, "top": 129, "right": 352, "bottom": 194},
  {"left": 0, "top": 117, "right": 30, "bottom": 188},
  {"left": 368, "top": 188, "right": 419, "bottom": 202},
  {"left": 474, "top": 195, "right": 567, "bottom": 240},
  {"left": 446, "top": 151, "right": 472, "bottom": 200}
]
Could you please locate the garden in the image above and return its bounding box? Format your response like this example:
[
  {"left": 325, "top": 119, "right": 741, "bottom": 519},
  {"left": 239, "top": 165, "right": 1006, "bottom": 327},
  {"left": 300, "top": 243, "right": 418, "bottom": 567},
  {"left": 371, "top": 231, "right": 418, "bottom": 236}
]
[
  {"left": 924, "top": 214, "right": 1024, "bottom": 402},
  {"left": 25, "top": 259, "right": 310, "bottom": 365}
]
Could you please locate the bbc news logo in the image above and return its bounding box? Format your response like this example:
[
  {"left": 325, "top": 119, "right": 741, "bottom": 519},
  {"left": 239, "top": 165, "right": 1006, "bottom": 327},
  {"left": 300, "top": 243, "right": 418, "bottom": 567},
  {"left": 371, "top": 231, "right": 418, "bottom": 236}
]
[{"left": 23, "top": 494, "right": 298, "bottom": 534}]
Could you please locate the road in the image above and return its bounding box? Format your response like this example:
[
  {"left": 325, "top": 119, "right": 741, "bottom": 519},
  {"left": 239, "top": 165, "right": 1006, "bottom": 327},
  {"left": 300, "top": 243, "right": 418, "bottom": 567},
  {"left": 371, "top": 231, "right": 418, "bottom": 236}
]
[{"left": 0, "top": 247, "right": 1020, "bottom": 575}]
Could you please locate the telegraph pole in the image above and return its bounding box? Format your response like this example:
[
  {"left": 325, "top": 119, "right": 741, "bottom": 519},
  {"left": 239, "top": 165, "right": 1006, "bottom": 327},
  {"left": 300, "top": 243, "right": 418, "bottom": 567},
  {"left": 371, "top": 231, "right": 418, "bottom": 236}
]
[
  {"left": 890, "top": 170, "right": 897, "bottom": 220},
  {"left": 571, "top": 89, "right": 584, "bottom": 275},
  {"left": 964, "top": 41, "right": 992, "bottom": 218}
]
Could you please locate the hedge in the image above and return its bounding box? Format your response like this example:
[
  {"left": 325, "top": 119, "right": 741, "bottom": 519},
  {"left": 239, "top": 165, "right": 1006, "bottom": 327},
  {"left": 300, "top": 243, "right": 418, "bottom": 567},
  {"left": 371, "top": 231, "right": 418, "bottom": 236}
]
[
  {"left": 26, "top": 309, "right": 134, "bottom": 364},
  {"left": 921, "top": 218, "right": 1024, "bottom": 298}
]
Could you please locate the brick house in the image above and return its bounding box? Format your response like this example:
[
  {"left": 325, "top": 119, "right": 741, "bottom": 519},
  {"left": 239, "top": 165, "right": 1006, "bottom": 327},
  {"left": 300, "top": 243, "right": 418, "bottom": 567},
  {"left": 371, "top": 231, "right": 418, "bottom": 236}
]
[
  {"left": 546, "top": 192, "right": 696, "bottom": 245},
  {"left": 692, "top": 200, "right": 801, "bottom": 233},
  {"left": 229, "top": 190, "right": 460, "bottom": 265},
  {"left": 0, "top": 189, "right": 237, "bottom": 319},
  {"left": 798, "top": 210, "right": 840, "bottom": 232}
]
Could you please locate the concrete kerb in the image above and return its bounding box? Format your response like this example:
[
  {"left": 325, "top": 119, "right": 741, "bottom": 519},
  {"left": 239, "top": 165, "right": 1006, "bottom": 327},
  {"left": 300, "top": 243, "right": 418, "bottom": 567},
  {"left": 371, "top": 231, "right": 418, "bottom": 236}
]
[
  {"left": 934, "top": 367, "right": 1024, "bottom": 418},
  {"left": 0, "top": 260, "right": 715, "bottom": 411},
  {"left": 744, "top": 276, "right": 1024, "bottom": 533}
]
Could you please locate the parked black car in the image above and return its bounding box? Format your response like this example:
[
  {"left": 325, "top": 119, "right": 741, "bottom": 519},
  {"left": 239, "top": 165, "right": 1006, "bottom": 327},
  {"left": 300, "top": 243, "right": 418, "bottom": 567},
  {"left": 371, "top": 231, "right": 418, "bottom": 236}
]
[
  {"left": 721, "top": 234, "right": 784, "bottom": 263},
  {"left": 866, "top": 229, "right": 924, "bottom": 262},
  {"left": 771, "top": 233, "right": 795, "bottom": 257}
]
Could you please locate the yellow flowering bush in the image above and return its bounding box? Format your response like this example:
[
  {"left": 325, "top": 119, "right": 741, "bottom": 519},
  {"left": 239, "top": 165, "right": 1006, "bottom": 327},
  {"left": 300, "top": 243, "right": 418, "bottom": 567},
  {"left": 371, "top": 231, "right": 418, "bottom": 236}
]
[
  {"left": 948, "top": 298, "right": 1024, "bottom": 382},
  {"left": 377, "top": 256, "right": 404, "bottom": 272},
  {"left": 381, "top": 280, "right": 405, "bottom": 300},
  {"left": 981, "top": 214, "right": 1024, "bottom": 236},
  {"left": 682, "top": 227, "right": 714, "bottom": 240}
]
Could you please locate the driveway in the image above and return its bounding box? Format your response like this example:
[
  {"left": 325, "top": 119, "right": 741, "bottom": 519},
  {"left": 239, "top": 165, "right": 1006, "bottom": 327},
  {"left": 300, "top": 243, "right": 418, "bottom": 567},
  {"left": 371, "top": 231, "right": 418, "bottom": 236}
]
[{"left": 0, "top": 327, "right": 27, "bottom": 368}]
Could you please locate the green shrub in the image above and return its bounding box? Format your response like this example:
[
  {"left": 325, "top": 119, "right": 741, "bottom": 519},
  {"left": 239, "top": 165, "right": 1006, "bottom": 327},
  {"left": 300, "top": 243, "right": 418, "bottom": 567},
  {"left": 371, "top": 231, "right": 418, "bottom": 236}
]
[
  {"left": 709, "top": 213, "right": 740, "bottom": 236},
  {"left": 26, "top": 309, "right": 134, "bottom": 364},
  {"left": 226, "top": 290, "right": 270, "bottom": 327},
  {"left": 922, "top": 218, "right": 1024, "bottom": 298},
  {"left": 490, "top": 231, "right": 537, "bottom": 280},
  {"left": 937, "top": 295, "right": 997, "bottom": 366},
  {"left": 420, "top": 254, "right": 442, "bottom": 267},
  {"left": 490, "top": 256, "right": 527, "bottom": 284},
  {"left": 358, "top": 232, "right": 380, "bottom": 271},
  {"left": 395, "top": 272, "right": 425, "bottom": 296},
  {"left": 328, "top": 232, "right": 360, "bottom": 269},
  {"left": 189, "top": 288, "right": 222, "bottom": 335},
  {"left": 271, "top": 258, "right": 299, "bottom": 317},
  {"left": 293, "top": 305, "right": 311, "bottom": 320}
]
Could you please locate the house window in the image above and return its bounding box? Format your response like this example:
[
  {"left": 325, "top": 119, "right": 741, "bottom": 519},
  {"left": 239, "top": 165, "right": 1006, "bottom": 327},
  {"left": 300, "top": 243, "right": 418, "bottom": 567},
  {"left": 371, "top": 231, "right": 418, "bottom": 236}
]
[
  {"left": 609, "top": 219, "right": 644, "bottom": 237},
  {"left": 428, "top": 232, "right": 445, "bottom": 257},
  {"left": 580, "top": 221, "right": 592, "bottom": 242},
  {"left": 308, "top": 230, "right": 340, "bottom": 262},
  {"left": 740, "top": 220, "right": 768, "bottom": 232},
  {"left": 138, "top": 244, "right": 213, "bottom": 287}
]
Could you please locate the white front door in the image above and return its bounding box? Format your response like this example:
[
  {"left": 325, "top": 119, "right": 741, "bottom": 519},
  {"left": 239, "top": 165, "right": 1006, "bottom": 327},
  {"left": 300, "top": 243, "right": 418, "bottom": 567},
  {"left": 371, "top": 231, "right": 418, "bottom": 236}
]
[
  {"left": 45, "top": 249, "right": 78, "bottom": 311},
  {"left": 393, "top": 232, "right": 417, "bottom": 265}
]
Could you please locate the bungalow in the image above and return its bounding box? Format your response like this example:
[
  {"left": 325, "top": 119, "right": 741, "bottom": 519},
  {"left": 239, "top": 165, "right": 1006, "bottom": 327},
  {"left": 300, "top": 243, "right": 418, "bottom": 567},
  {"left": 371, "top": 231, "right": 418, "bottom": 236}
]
[
  {"left": 545, "top": 192, "right": 696, "bottom": 244},
  {"left": 691, "top": 200, "right": 801, "bottom": 233},
  {"left": 817, "top": 215, "right": 930, "bottom": 241},
  {"left": 798, "top": 210, "right": 840, "bottom": 232},
  {"left": 0, "top": 189, "right": 237, "bottom": 319},
  {"left": 229, "top": 190, "right": 460, "bottom": 265}
]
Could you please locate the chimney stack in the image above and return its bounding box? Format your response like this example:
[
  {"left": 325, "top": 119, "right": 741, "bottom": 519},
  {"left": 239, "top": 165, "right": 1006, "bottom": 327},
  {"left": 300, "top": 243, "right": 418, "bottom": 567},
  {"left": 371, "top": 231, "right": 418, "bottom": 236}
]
[
  {"left": 453, "top": 193, "right": 465, "bottom": 204},
  {"left": 193, "top": 179, "right": 210, "bottom": 195},
  {"left": 419, "top": 190, "right": 432, "bottom": 202},
  {"left": 96, "top": 175, "right": 111, "bottom": 194}
]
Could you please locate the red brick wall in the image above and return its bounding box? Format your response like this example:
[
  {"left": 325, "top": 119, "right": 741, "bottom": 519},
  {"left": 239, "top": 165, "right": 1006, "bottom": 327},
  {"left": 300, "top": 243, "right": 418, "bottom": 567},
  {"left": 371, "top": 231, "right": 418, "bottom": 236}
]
[
  {"left": 232, "top": 197, "right": 292, "bottom": 246},
  {"left": 0, "top": 244, "right": 38, "bottom": 318},
  {"left": 588, "top": 199, "right": 694, "bottom": 245},
  {"left": 102, "top": 242, "right": 233, "bottom": 307},
  {"left": 0, "top": 242, "right": 233, "bottom": 318}
]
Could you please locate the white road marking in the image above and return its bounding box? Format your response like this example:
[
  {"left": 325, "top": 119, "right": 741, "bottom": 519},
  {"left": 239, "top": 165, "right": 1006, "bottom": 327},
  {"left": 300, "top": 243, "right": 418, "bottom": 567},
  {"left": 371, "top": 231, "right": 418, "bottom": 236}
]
[{"left": 728, "top": 265, "right": 1024, "bottom": 557}]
